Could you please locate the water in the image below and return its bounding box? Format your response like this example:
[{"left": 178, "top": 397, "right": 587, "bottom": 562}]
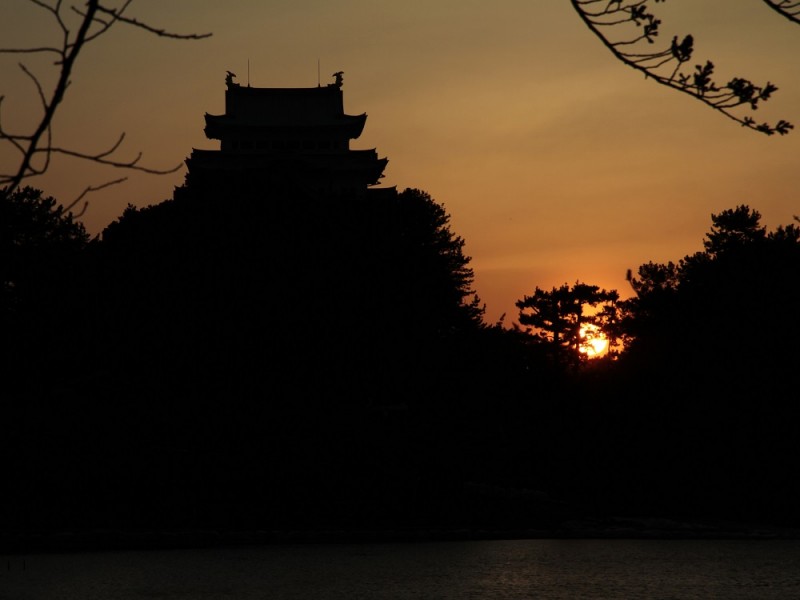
[{"left": 3, "top": 539, "right": 800, "bottom": 599}]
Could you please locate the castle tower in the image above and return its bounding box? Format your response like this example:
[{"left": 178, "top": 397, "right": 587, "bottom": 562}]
[{"left": 184, "top": 71, "right": 390, "bottom": 197}]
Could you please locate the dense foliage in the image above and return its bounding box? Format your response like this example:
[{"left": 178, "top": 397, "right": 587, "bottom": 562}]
[
  {"left": 1, "top": 186, "right": 89, "bottom": 314},
  {"left": 4, "top": 184, "right": 544, "bottom": 538},
  {"left": 582, "top": 205, "right": 800, "bottom": 520},
  {"left": 3, "top": 191, "right": 800, "bottom": 546},
  {"left": 620, "top": 205, "right": 800, "bottom": 396}
]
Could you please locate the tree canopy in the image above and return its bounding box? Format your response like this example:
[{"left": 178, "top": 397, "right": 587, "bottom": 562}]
[
  {"left": 515, "top": 281, "right": 619, "bottom": 367},
  {"left": 1, "top": 186, "right": 88, "bottom": 315},
  {"left": 621, "top": 204, "right": 800, "bottom": 394}
]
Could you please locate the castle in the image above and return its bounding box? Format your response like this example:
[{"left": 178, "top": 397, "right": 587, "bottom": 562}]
[{"left": 184, "top": 71, "right": 392, "bottom": 198}]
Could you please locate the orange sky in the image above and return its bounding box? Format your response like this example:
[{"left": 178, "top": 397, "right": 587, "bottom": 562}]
[{"left": 3, "top": 1, "right": 799, "bottom": 324}]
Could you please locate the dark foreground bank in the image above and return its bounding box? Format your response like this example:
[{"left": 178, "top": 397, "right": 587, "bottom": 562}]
[{"left": 6, "top": 516, "right": 800, "bottom": 556}]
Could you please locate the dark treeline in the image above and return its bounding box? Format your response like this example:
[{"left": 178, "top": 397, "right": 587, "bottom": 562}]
[{"left": 2, "top": 183, "right": 800, "bottom": 546}]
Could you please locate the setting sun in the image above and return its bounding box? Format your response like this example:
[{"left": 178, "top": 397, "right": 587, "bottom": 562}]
[{"left": 579, "top": 324, "right": 609, "bottom": 358}]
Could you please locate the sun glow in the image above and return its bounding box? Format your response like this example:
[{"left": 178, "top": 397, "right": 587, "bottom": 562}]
[{"left": 579, "top": 324, "right": 609, "bottom": 358}]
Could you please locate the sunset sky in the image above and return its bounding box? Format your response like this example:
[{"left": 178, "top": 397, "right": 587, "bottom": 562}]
[{"left": 3, "top": 1, "right": 799, "bottom": 324}]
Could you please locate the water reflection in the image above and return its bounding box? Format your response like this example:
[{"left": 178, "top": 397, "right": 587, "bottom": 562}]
[{"left": 4, "top": 539, "right": 800, "bottom": 600}]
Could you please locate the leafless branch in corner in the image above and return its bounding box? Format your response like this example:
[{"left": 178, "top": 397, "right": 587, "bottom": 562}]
[
  {"left": 761, "top": 0, "right": 800, "bottom": 25},
  {"left": 571, "top": 0, "right": 793, "bottom": 136},
  {"left": 0, "top": 0, "right": 211, "bottom": 208}
]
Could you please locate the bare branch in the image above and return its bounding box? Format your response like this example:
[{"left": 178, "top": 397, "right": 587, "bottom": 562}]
[
  {"left": 0, "top": 97, "right": 34, "bottom": 159},
  {"left": 0, "top": 46, "right": 62, "bottom": 56},
  {"left": 45, "top": 142, "right": 183, "bottom": 175},
  {"left": 18, "top": 63, "right": 48, "bottom": 109},
  {"left": 0, "top": 0, "right": 211, "bottom": 203},
  {"left": 1, "top": 0, "right": 99, "bottom": 196},
  {"left": 74, "top": 0, "right": 134, "bottom": 45},
  {"left": 94, "top": 3, "right": 211, "bottom": 40},
  {"left": 62, "top": 176, "right": 128, "bottom": 215},
  {"left": 29, "top": 0, "right": 60, "bottom": 12},
  {"left": 761, "top": 0, "right": 800, "bottom": 25},
  {"left": 571, "top": 0, "right": 794, "bottom": 135}
]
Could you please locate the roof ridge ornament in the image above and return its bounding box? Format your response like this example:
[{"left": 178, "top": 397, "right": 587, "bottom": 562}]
[
  {"left": 329, "top": 71, "right": 344, "bottom": 89},
  {"left": 226, "top": 70, "right": 239, "bottom": 89}
]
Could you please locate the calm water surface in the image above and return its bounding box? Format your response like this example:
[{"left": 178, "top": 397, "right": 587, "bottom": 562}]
[{"left": 3, "top": 539, "right": 800, "bottom": 599}]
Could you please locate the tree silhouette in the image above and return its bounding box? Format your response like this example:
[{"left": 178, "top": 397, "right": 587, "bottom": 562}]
[
  {"left": 3, "top": 186, "right": 91, "bottom": 475},
  {"left": 85, "top": 184, "right": 485, "bottom": 405},
  {"left": 600, "top": 207, "right": 800, "bottom": 522},
  {"left": 622, "top": 204, "right": 800, "bottom": 394},
  {"left": 702, "top": 204, "right": 767, "bottom": 255},
  {"left": 1, "top": 186, "right": 89, "bottom": 315},
  {"left": 515, "top": 281, "right": 619, "bottom": 367},
  {"left": 392, "top": 188, "right": 485, "bottom": 336},
  {"left": 0, "top": 182, "right": 504, "bottom": 534}
]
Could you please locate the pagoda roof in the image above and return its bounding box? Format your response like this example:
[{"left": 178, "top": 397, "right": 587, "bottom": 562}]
[
  {"left": 219, "top": 81, "right": 365, "bottom": 126},
  {"left": 185, "top": 73, "right": 389, "bottom": 191},
  {"left": 187, "top": 148, "right": 388, "bottom": 186},
  {"left": 203, "top": 112, "right": 367, "bottom": 140}
]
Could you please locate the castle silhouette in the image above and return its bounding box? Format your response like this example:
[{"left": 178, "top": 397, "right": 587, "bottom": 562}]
[{"left": 183, "top": 71, "right": 394, "bottom": 198}]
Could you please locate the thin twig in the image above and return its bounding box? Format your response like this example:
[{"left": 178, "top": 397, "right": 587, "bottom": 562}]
[
  {"left": 63, "top": 176, "right": 128, "bottom": 215},
  {"left": 45, "top": 145, "right": 182, "bottom": 174},
  {"left": 93, "top": 2, "right": 211, "bottom": 40}
]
